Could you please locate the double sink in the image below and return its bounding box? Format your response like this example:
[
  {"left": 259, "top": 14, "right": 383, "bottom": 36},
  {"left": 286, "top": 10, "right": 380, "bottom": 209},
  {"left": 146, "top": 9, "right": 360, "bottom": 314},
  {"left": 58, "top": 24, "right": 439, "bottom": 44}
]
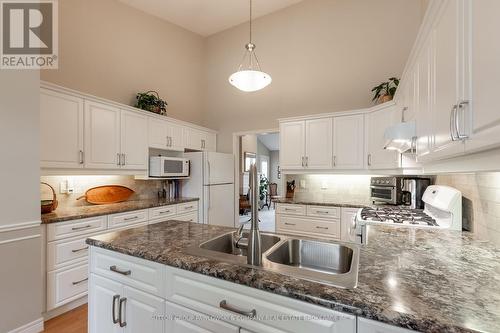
[{"left": 187, "top": 230, "right": 359, "bottom": 289}]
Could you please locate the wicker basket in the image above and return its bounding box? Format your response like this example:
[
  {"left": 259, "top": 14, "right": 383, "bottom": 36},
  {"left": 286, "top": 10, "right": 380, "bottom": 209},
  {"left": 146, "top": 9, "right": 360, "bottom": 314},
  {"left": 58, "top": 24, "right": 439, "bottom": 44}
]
[{"left": 41, "top": 182, "right": 58, "bottom": 214}]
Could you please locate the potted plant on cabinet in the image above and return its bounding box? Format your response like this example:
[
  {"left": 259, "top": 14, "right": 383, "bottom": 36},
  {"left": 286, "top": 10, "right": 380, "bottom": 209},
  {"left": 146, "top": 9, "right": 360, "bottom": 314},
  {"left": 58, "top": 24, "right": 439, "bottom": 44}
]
[
  {"left": 135, "top": 91, "right": 168, "bottom": 115},
  {"left": 371, "top": 77, "right": 399, "bottom": 104}
]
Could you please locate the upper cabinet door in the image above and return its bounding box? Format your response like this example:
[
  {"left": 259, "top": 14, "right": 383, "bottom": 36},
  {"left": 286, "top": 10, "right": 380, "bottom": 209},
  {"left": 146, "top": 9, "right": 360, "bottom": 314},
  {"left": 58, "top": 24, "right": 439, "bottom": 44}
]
[
  {"left": 148, "top": 118, "right": 168, "bottom": 149},
  {"left": 466, "top": 0, "right": 500, "bottom": 152},
  {"left": 305, "top": 118, "right": 333, "bottom": 169},
  {"left": 166, "top": 122, "right": 185, "bottom": 151},
  {"left": 121, "top": 110, "right": 147, "bottom": 170},
  {"left": 40, "top": 89, "right": 84, "bottom": 168},
  {"left": 280, "top": 121, "right": 306, "bottom": 169},
  {"left": 429, "top": 0, "right": 465, "bottom": 159},
  {"left": 84, "top": 100, "right": 121, "bottom": 169},
  {"left": 183, "top": 127, "right": 203, "bottom": 151},
  {"left": 333, "top": 115, "right": 364, "bottom": 169},
  {"left": 366, "top": 105, "right": 401, "bottom": 170}
]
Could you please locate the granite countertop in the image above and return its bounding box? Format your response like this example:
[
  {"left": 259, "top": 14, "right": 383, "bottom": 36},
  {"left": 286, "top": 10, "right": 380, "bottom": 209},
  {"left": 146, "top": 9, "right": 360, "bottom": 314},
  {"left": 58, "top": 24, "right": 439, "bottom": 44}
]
[
  {"left": 86, "top": 221, "right": 500, "bottom": 333},
  {"left": 274, "top": 198, "right": 369, "bottom": 208},
  {"left": 41, "top": 197, "right": 199, "bottom": 224}
]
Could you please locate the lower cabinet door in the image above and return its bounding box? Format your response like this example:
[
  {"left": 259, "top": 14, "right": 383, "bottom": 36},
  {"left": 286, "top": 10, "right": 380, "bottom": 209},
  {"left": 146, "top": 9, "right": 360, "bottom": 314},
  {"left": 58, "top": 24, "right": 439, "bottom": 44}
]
[
  {"left": 122, "top": 285, "right": 164, "bottom": 333},
  {"left": 165, "top": 301, "right": 239, "bottom": 333},
  {"left": 88, "top": 273, "right": 122, "bottom": 333}
]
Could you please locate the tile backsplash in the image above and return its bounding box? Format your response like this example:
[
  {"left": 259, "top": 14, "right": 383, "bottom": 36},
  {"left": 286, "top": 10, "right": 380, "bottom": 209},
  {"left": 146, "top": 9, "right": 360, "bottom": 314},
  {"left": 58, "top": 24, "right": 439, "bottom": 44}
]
[
  {"left": 40, "top": 175, "right": 164, "bottom": 208},
  {"left": 285, "top": 174, "right": 372, "bottom": 204},
  {"left": 435, "top": 172, "right": 500, "bottom": 246}
]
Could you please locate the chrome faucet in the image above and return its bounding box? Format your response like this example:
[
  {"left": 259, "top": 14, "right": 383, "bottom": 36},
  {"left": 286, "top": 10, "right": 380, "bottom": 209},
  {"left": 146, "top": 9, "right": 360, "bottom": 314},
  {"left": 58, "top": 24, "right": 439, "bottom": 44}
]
[{"left": 246, "top": 163, "right": 262, "bottom": 266}]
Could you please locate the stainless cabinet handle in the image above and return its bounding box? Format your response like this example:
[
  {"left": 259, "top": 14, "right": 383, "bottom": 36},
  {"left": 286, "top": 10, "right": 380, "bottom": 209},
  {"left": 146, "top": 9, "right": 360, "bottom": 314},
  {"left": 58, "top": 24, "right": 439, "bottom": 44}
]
[
  {"left": 123, "top": 216, "right": 138, "bottom": 221},
  {"left": 316, "top": 226, "right": 329, "bottom": 230},
  {"left": 79, "top": 150, "right": 84, "bottom": 164},
  {"left": 284, "top": 222, "right": 296, "bottom": 226},
  {"left": 367, "top": 154, "right": 372, "bottom": 166},
  {"left": 123, "top": 153, "right": 127, "bottom": 166},
  {"left": 71, "top": 224, "right": 91, "bottom": 231},
  {"left": 284, "top": 208, "right": 296, "bottom": 211},
  {"left": 219, "top": 300, "right": 256, "bottom": 318},
  {"left": 158, "top": 210, "right": 171, "bottom": 215},
  {"left": 305, "top": 156, "right": 308, "bottom": 167},
  {"left": 112, "top": 295, "right": 120, "bottom": 324},
  {"left": 450, "top": 104, "right": 459, "bottom": 141},
  {"left": 456, "top": 100, "right": 469, "bottom": 140},
  {"left": 119, "top": 297, "right": 127, "bottom": 327},
  {"left": 315, "top": 210, "right": 330, "bottom": 214},
  {"left": 109, "top": 265, "right": 131, "bottom": 276},
  {"left": 301, "top": 156, "right": 304, "bottom": 167},
  {"left": 72, "top": 277, "right": 88, "bottom": 285},
  {"left": 333, "top": 155, "right": 337, "bottom": 167},
  {"left": 184, "top": 206, "right": 193, "bottom": 210},
  {"left": 71, "top": 246, "right": 89, "bottom": 253},
  {"left": 350, "top": 216, "right": 357, "bottom": 236}
]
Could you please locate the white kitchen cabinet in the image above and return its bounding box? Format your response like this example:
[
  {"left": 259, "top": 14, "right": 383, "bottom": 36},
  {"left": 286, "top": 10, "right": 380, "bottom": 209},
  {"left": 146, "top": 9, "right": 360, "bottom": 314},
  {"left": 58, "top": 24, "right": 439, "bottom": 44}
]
[
  {"left": 365, "top": 105, "right": 401, "bottom": 169},
  {"left": 120, "top": 110, "right": 148, "bottom": 170},
  {"left": 340, "top": 208, "right": 359, "bottom": 243},
  {"left": 357, "top": 317, "right": 417, "bottom": 333},
  {"left": 280, "top": 120, "right": 306, "bottom": 169},
  {"left": 466, "top": 0, "right": 500, "bottom": 153},
  {"left": 332, "top": 114, "right": 365, "bottom": 169},
  {"left": 202, "top": 131, "right": 217, "bottom": 152},
  {"left": 305, "top": 118, "right": 333, "bottom": 169},
  {"left": 167, "top": 121, "right": 185, "bottom": 151},
  {"left": 88, "top": 273, "right": 163, "bottom": 333},
  {"left": 427, "top": 0, "right": 466, "bottom": 160},
  {"left": 165, "top": 301, "right": 239, "bottom": 333},
  {"left": 40, "top": 88, "right": 84, "bottom": 168},
  {"left": 148, "top": 117, "right": 169, "bottom": 149},
  {"left": 183, "top": 127, "right": 215, "bottom": 151},
  {"left": 84, "top": 100, "right": 121, "bottom": 169}
]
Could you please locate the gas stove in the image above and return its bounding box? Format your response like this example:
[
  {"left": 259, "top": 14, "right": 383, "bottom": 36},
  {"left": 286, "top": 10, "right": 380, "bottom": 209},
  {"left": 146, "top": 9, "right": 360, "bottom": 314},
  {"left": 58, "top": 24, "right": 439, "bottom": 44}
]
[{"left": 359, "top": 206, "right": 438, "bottom": 226}]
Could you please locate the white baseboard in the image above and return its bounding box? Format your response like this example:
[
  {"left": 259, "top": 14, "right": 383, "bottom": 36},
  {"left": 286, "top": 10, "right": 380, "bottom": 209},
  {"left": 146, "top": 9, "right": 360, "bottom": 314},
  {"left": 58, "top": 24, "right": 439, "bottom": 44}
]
[{"left": 7, "top": 318, "right": 44, "bottom": 333}]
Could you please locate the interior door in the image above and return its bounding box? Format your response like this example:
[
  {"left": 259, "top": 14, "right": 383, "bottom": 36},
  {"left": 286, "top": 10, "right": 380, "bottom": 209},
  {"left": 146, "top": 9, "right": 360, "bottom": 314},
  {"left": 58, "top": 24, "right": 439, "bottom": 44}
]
[
  {"left": 122, "top": 286, "right": 164, "bottom": 333},
  {"left": 205, "top": 184, "right": 234, "bottom": 227},
  {"left": 84, "top": 100, "right": 121, "bottom": 169},
  {"left": 165, "top": 301, "right": 239, "bottom": 333},
  {"left": 466, "top": 0, "right": 500, "bottom": 152},
  {"left": 305, "top": 118, "right": 333, "bottom": 169},
  {"left": 333, "top": 115, "right": 364, "bottom": 169},
  {"left": 40, "top": 89, "right": 84, "bottom": 168},
  {"left": 88, "top": 274, "right": 122, "bottom": 333},
  {"left": 121, "top": 110, "right": 147, "bottom": 170},
  {"left": 430, "top": 0, "right": 465, "bottom": 159},
  {"left": 279, "top": 121, "right": 305, "bottom": 169}
]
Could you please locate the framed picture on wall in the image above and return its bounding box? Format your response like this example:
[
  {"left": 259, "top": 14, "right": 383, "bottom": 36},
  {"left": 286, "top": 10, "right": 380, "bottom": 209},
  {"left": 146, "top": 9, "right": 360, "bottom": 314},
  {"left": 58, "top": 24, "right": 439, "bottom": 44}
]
[{"left": 244, "top": 152, "right": 256, "bottom": 172}]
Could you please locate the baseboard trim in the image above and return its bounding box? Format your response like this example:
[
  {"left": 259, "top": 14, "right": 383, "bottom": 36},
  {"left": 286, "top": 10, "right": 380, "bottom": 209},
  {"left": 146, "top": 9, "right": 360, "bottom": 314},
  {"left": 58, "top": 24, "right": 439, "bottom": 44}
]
[{"left": 7, "top": 318, "right": 44, "bottom": 333}]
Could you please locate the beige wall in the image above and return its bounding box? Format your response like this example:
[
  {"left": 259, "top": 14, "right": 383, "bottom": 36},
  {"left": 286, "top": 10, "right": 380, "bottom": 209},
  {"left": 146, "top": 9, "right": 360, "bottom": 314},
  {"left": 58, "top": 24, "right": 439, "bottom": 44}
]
[
  {"left": 0, "top": 71, "right": 42, "bottom": 331},
  {"left": 41, "top": 0, "right": 205, "bottom": 125},
  {"left": 202, "top": 0, "right": 425, "bottom": 152},
  {"left": 435, "top": 173, "right": 500, "bottom": 246}
]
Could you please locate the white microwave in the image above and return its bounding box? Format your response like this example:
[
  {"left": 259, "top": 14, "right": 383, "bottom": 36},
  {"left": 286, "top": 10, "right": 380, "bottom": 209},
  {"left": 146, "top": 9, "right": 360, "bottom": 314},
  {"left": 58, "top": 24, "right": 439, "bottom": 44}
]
[{"left": 149, "top": 156, "right": 190, "bottom": 177}]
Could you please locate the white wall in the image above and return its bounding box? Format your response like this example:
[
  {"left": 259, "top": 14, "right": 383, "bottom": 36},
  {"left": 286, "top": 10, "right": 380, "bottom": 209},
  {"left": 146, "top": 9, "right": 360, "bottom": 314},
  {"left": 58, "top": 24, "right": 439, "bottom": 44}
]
[
  {"left": 269, "top": 151, "right": 281, "bottom": 195},
  {"left": 202, "top": 0, "right": 425, "bottom": 152},
  {"left": 0, "top": 71, "right": 42, "bottom": 331}
]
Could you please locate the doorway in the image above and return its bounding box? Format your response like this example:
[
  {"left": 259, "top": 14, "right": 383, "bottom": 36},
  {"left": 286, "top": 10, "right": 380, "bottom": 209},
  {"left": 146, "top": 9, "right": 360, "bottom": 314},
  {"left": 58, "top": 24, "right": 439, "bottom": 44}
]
[{"left": 233, "top": 129, "right": 280, "bottom": 232}]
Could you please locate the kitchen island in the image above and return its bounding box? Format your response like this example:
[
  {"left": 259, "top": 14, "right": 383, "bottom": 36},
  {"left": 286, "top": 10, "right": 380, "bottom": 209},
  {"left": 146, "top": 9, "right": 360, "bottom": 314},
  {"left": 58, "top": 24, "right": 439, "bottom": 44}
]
[{"left": 86, "top": 220, "right": 500, "bottom": 333}]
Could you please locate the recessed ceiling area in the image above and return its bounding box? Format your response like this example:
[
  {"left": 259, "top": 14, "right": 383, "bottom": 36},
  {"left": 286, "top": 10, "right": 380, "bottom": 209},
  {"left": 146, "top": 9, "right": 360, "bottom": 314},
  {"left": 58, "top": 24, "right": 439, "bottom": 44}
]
[{"left": 118, "top": 0, "right": 304, "bottom": 36}]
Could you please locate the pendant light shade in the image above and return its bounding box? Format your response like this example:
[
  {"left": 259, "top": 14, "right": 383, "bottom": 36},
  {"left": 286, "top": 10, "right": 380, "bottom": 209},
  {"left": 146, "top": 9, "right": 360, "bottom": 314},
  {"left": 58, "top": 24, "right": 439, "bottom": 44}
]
[{"left": 228, "top": 0, "right": 272, "bottom": 92}]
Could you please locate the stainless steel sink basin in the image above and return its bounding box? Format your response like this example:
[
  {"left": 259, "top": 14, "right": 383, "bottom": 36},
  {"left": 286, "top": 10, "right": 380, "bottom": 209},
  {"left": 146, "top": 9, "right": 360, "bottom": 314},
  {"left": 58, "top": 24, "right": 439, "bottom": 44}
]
[
  {"left": 199, "top": 231, "right": 281, "bottom": 257},
  {"left": 186, "top": 230, "right": 359, "bottom": 289},
  {"left": 265, "top": 239, "right": 353, "bottom": 274}
]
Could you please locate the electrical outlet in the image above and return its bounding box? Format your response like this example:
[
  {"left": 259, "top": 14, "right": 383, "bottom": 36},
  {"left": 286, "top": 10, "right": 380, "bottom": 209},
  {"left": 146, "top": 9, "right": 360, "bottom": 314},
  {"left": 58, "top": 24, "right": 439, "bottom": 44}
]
[
  {"left": 59, "top": 181, "right": 67, "bottom": 194},
  {"left": 321, "top": 181, "right": 328, "bottom": 190}
]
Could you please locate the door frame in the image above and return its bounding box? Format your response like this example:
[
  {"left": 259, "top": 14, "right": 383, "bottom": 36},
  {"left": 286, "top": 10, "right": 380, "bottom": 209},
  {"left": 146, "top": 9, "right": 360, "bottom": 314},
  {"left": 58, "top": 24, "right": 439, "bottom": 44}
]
[{"left": 232, "top": 128, "right": 279, "bottom": 227}]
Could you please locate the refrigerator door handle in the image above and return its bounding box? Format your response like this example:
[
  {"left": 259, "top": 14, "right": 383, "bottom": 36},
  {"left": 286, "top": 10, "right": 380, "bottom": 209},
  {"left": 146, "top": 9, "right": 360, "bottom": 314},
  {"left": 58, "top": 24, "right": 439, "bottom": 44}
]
[{"left": 207, "top": 159, "right": 211, "bottom": 185}]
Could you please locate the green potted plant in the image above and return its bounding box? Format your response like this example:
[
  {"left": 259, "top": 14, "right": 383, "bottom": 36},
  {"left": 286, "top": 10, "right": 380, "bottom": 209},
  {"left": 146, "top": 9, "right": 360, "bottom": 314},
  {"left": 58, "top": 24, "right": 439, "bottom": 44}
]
[
  {"left": 371, "top": 77, "right": 399, "bottom": 104},
  {"left": 135, "top": 91, "right": 168, "bottom": 115},
  {"left": 259, "top": 175, "right": 269, "bottom": 202}
]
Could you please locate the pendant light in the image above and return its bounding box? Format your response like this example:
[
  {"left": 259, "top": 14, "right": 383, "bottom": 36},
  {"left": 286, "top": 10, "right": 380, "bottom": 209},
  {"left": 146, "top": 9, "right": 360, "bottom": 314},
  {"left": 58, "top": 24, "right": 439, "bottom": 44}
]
[{"left": 228, "top": 0, "right": 272, "bottom": 92}]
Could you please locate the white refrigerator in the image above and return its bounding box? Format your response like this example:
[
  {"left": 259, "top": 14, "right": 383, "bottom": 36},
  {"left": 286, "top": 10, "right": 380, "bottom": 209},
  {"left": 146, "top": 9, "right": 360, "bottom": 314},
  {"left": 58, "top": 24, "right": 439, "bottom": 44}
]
[{"left": 182, "top": 152, "right": 235, "bottom": 227}]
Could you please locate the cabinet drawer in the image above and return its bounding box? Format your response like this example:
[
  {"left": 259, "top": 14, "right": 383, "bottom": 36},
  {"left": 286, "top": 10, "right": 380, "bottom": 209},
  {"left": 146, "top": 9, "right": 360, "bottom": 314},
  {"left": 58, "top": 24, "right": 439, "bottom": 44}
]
[
  {"left": 47, "top": 235, "right": 94, "bottom": 270},
  {"left": 276, "top": 204, "right": 306, "bottom": 215},
  {"left": 277, "top": 215, "right": 340, "bottom": 239},
  {"left": 166, "top": 266, "right": 356, "bottom": 333},
  {"left": 47, "top": 216, "right": 107, "bottom": 241},
  {"left": 108, "top": 209, "right": 148, "bottom": 229},
  {"left": 307, "top": 205, "right": 340, "bottom": 218},
  {"left": 90, "top": 247, "right": 165, "bottom": 296},
  {"left": 149, "top": 205, "right": 177, "bottom": 221},
  {"left": 176, "top": 201, "right": 198, "bottom": 214},
  {"left": 47, "top": 263, "right": 88, "bottom": 310},
  {"left": 175, "top": 212, "right": 198, "bottom": 223}
]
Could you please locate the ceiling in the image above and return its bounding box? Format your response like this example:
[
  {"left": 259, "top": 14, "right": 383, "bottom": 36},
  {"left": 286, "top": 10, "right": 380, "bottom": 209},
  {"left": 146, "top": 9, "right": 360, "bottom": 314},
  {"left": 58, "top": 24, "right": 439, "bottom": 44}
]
[
  {"left": 258, "top": 133, "right": 279, "bottom": 151},
  {"left": 118, "top": 0, "right": 304, "bottom": 36}
]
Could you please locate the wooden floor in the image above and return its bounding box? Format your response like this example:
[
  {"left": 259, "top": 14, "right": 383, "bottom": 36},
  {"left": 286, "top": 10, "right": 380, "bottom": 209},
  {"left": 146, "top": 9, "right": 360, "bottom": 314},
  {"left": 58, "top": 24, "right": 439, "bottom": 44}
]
[{"left": 43, "top": 304, "right": 87, "bottom": 333}]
